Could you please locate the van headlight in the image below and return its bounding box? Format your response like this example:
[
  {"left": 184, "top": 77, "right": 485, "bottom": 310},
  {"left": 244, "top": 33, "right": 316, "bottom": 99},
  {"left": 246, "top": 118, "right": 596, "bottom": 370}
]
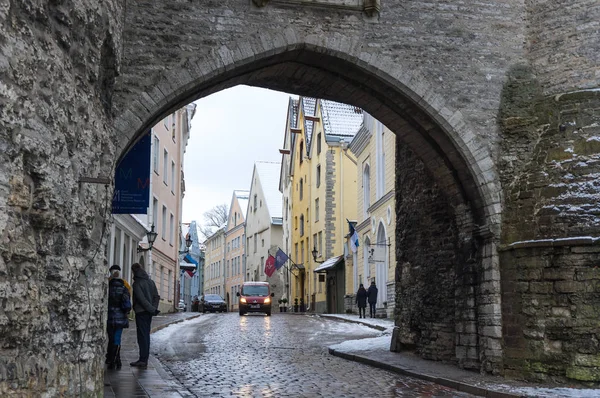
[
  {"left": 240, "top": 297, "right": 247, "bottom": 303},
  {"left": 264, "top": 298, "right": 271, "bottom": 304}
]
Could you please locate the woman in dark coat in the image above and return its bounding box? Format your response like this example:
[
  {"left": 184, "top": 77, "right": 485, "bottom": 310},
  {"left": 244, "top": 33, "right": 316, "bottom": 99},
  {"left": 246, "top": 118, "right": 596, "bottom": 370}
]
[
  {"left": 356, "top": 284, "right": 368, "bottom": 319},
  {"left": 106, "top": 265, "right": 131, "bottom": 369}
]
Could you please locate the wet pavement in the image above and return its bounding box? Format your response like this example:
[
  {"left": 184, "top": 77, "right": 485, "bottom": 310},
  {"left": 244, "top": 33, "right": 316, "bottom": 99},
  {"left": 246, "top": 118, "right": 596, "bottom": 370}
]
[
  {"left": 150, "top": 312, "right": 475, "bottom": 397},
  {"left": 103, "top": 312, "right": 200, "bottom": 397}
]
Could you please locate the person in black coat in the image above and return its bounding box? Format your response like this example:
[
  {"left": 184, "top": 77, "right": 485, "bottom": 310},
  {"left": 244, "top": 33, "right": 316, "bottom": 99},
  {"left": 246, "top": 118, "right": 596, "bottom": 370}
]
[
  {"left": 106, "top": 265, "right": 131, "bottom": 369},
  {"left": 367, "top": 281, "right": 378, "bottom": 318},
  {"left": 356, "top": 284, "right": 368, "bottom": 318}
]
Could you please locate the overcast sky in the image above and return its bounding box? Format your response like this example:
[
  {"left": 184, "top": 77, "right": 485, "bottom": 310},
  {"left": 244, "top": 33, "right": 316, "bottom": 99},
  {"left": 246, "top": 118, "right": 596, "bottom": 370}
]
[{"left": 182, "top": 86, "right": 294, "bottom": 225}]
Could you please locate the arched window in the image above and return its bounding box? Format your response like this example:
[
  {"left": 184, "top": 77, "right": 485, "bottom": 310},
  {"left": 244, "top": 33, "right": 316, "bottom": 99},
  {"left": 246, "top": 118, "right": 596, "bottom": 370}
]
[
  {"left": 363, "top": 236, "right": 371, "bottom": 286},
  {"left": 363, "top": 164, "right": 371, "bottom": 219},
  {"left": 299, "top": 141, "right": 304, "bottom": 163},
  {"left": 376, "top": 222, "right": 388, "bottom": 306},
  {"left": 299, "top": 214, "right": 305, "bottom": 236}
]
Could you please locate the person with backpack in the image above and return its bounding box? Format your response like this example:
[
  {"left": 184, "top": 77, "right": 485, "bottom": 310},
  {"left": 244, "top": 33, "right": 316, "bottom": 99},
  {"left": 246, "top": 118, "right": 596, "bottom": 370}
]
[
  {"left": 356, "top": 284, "right": 368, "bottom": 319},
  {"left": 106, "top": 264, "right": 131, "bottom": 369},
  {"left": 367, "top": 280, "right": 378, "bottom": 318},
  {"left": 129, "top": 263, "right": 160, "bottom": 369}
]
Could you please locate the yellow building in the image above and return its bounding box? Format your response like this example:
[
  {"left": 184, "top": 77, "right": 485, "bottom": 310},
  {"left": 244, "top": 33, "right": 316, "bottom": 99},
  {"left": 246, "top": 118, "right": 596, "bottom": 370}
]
[
  {"left": 282, "top": 97, "right": 361, "bottom": 313},
  {"left": 349, "top": 113, "right": 396, "bottom": 317},
  {"left": 204, "top": 227, "right": 225, "bottom": 297},
  {"left": 224, "top": 190, "right": 249, "bottom": 311}
]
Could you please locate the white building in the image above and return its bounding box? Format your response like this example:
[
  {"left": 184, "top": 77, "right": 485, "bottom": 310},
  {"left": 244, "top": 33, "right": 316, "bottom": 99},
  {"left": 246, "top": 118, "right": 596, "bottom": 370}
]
[{"left": 245, "top": 161, "right": 285, "bottom": 301}]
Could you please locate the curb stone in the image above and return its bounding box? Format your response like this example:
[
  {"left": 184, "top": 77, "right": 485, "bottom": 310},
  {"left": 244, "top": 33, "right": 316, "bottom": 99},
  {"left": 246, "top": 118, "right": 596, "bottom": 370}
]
[
  {"left": 319, "top": 314, "right": 390, "bottom": 331},
  {"left": 151, "top": 314, "right": 202, "bottom": 334},
  {"left": 328, "top": 349, "right": 522, "bottom": 398}
]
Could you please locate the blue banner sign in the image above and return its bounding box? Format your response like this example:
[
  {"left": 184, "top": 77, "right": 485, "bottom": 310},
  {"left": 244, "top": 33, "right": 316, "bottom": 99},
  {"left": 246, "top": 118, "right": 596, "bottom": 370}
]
[{"left": 112, "top": 131, "right": 151, "bottom": 214}]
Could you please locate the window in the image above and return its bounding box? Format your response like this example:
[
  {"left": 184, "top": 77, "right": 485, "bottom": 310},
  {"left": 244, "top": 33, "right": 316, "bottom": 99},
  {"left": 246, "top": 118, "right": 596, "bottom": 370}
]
[
  {"left": 171, "top": 161, "right": 175, "bottom": 194},
  {"left": 163, "top": 149, "right": 168, "bottom": 185},
  {"left": 159, "top": 266, "right": 164, "bottom": 297},
  {"left": 163, "top": 115, "right": 169, "bottom": 130},
  {"left": 254, "top": 194, "right": 257, "bottom": 211},
  {"left": 152, "top": 197, "right": 158, "bottom": 228},
  {"left": 299, "top": 178, "right": 304, "bottom": 201},
  {"left": 315, "top": 198, "right": 319, "bottom": 222},
  {"left": 285, "top": 199, "right": 288, "bottom": 220},
  {"left": 301, "top": 241, "right": 305, "bottom": 265},
  {"left": 260, "top": 257, "right": 264, "bottom": 275},
  {"left": 168, "top": 270, "right": 172, "bottom": 300},
  {"left": 169, "top": 213, "right": 174, "bottom": 245},
  {"left": 160, "top": 206, "right": 167, "bottom": 239},
  {"left": 376, "top": 122, "right": 385, "bottom": 199},
  {"left": 299, "top": 141, "right": 304, "bottom": 163},
  {"left": 313, "top": 233, "right": 318, "bottom": 254},
  {"left": 261, "top": 239, "right": 264, "bottom": 247},
  {"left": 295, "top": 216, "right": 298, "bottom": 230},
  {"left": 318, "top": 231, "right": 323, "bottom": 255},
  {"left": 295, "top": 243, "right": 299, "bottom": 263},
  {"left": 153, "top": 136, "right": 159, "bottom": 173},
  {"left": 172, "top": 114, "right": 176, "bottom": 141},
  {"left": 316, "top": 165, "right": 321, "bottom": 187},
  {"left": 363, "top": 163, "right": 371, "bottom": 218},
  {"left": 299, "top": 215, "right": 304, "bottom": 236},
  {"left": 317, "top": 133, "right": 322, "bottom": 155},
  {"left": 254, "top": 234, "right": 257, "bottom": 253}
]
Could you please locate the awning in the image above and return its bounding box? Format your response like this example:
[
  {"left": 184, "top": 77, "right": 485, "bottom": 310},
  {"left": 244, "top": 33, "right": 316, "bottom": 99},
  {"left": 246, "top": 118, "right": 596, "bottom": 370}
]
[
  {"left": 313, "top": 255, "right": 343, "bottom": 273},
  {"left": 184, "top": 254, "right": 198, "bottom": 265}
]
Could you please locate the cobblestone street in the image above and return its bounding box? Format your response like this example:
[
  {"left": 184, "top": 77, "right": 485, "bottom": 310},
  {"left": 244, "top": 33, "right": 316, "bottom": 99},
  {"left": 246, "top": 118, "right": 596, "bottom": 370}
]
[{"left": 151, "top": 313, "right": 474, "bottom": 397}]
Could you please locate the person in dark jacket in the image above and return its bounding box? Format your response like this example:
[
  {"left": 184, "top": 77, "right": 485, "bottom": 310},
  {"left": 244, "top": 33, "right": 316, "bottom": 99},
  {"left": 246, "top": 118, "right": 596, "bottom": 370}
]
[
  {"left": 356, "top": 284, "right": 368, "bottom": 319},
  {"left": 106, "top": 265, "right": 131, "bottom": 369},
  {"left": 367, "top": 281, "right": 378, "bottom": 318},
  {"left": 129, "top": 263, "right": 160, "bottom": 369}
]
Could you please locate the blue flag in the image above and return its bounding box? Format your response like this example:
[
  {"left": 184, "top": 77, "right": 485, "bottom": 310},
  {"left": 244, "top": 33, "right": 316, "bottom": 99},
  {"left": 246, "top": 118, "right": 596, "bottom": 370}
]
[
  {"left": 348, "top": 219, "right": 359, "bottom": 253},
  {"left": 274, "top": 249, "right": 289, "bottom": 270}
]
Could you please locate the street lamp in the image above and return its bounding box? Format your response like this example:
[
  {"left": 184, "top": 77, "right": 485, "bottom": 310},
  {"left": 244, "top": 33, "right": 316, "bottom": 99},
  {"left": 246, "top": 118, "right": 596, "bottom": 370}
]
[
  {"left": 137, "top": 225, "right": 158, "bottom": 253},
  {"left": 311, "top": 246, "right": 323, "bottom": 263},
  {"left": 179, "top": 234, "right": 193, "bottom": 254}
]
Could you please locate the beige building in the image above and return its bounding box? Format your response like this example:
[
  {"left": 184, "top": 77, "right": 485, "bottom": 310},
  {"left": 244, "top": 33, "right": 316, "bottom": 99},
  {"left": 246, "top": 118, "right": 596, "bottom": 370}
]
[
  {"left": 204, "top": 227, "right": 225, "bottom": 297},
  {"left": 224, "top": 190, "right": 249, "bottom": 311},
  {"left": 349, "top": 112, "right": 396, "bottom": 317},
  {"left": 136, "top": 104, "right": 195, "bottom": 313}
]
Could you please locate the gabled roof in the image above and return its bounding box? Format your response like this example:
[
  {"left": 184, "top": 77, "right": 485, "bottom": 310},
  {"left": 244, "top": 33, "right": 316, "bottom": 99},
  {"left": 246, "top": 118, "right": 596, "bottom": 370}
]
[
  {"left": 234, "top": 190, "right": 250, "bottom": 220},
  {"left": 321, "top": 99, "right": 364, "bottom": 141},
  {"left": 300, "top": 97, "right": 317, "bottom": 150},
  {"left": 279, "top": 97, "right": 299, "bottom": 192},
  {"left": 255, "top": 161, "right": 283, "bottom": 223}
]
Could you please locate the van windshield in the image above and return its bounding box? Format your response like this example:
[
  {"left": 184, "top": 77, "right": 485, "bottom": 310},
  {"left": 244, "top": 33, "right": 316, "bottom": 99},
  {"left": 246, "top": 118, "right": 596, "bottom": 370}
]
[{"left": 242, "top": 285, "right": 269, "bottom": 297}]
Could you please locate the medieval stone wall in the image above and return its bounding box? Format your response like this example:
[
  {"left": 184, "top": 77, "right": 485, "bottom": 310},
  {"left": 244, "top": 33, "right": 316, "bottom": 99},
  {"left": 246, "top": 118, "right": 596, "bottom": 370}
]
[
  {"left": 498, "top": 63, "right": 600, "bottom": 382},
  {"left": 394, "top": 143, "right": 479, "bottom": 368},
  {"left": 501, "top": 242, "right": 600, "bottom": 383},
  {"left": 0, "top": 0, "right": 123, "bottom": 395}
]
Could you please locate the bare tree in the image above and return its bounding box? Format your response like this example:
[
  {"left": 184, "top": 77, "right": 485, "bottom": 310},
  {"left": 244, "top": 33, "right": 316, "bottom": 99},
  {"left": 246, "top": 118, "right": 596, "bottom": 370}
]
[{"left": 199, "top": 204, "right": 228, "bottom": 240}]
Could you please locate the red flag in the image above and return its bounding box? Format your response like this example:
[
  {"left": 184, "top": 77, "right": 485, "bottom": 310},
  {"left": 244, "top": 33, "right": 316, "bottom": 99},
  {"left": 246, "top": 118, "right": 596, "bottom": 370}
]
[{"left": 265, "top": 255, "right": 276, "bottom": 277}]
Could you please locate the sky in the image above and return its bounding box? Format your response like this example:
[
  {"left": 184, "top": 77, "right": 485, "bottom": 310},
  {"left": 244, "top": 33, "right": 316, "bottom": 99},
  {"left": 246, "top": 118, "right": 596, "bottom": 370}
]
[{"left": 182, "top": 86, "right": 294, "bottom": 226}]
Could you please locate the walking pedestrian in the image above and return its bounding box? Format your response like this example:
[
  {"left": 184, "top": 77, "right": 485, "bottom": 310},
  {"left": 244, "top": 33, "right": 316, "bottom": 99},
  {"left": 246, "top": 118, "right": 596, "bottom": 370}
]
[
  {"left": 356, "top": 283, "right": 368, "bottom": 319},
  {"left": 106, "top": 265, "right": 131, "bottom": 369},
  {"left": 129, "top": 263, "right": 160, "bottom": 369},
  {"left": 367, "top": 281, "right": 378, "bottom": 318}
]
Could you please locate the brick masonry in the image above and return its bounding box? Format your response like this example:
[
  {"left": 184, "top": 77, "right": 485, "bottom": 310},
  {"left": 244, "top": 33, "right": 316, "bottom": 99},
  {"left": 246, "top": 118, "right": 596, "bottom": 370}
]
[{"left": 0, "top": 0, "right": 599, "bottom": 394}]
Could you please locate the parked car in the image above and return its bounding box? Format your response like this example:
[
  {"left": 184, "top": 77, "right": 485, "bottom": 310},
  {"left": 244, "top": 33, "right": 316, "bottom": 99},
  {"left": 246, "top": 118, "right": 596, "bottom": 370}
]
[
  {"left": 202, "top": 294, "right": 227, "bottom": 313},
  {"left": 237, "top": 281, "right": 274, "bottom": 316},
  {"left": 178, "top": 299, "right": 186, "bottom": 312}
]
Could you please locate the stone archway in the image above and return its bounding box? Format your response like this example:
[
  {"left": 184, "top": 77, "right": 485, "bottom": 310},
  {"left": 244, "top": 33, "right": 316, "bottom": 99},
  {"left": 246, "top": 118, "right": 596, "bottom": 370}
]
[{"left": 113, "top": 34, "right": 504, "bottom": 371}]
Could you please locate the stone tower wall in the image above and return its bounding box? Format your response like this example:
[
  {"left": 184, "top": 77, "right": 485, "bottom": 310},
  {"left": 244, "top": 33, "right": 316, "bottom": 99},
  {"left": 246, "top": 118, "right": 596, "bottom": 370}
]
[{"left": 0, "top": 0, "right": 123, "bottom": 395}]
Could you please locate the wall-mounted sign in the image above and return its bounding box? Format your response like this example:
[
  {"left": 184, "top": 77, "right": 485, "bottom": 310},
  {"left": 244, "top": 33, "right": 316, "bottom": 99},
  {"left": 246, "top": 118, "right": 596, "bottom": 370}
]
[{"left": 112, "top": 131, "right": 151, "bottom": 214}]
